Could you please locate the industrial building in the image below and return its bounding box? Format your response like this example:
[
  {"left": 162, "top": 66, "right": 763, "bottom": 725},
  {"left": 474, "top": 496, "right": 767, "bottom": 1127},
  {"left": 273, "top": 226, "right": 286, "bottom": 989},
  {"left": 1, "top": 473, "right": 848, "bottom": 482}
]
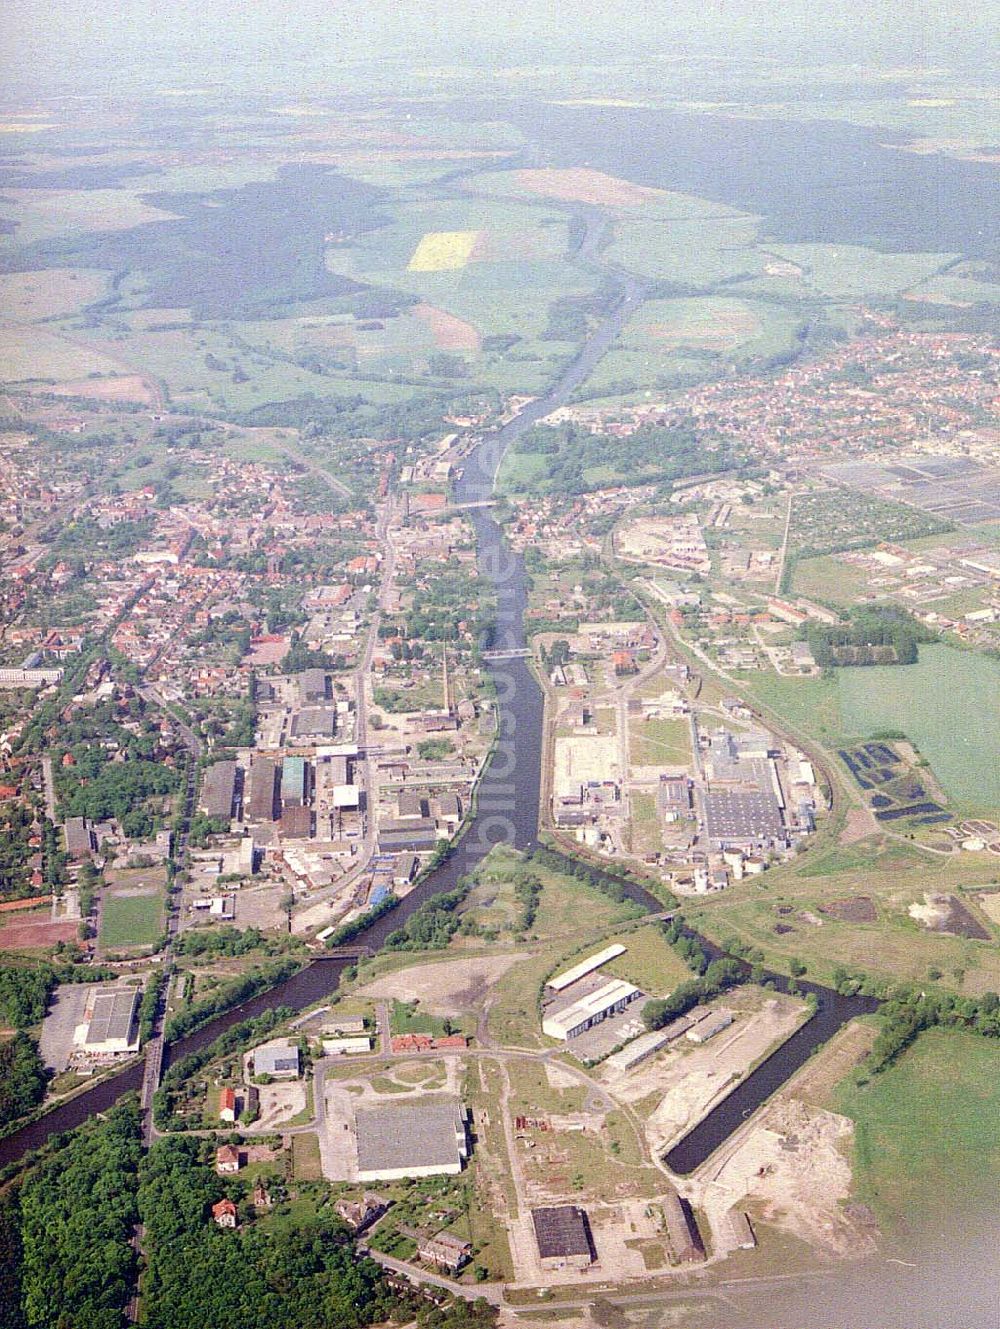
[
  {"left": 686, "top": 1009, "right": 734, "bottom": 1043},
  {"left": 200, "top": 760, "right": 237, "bottom": 821},
  {"left": 355, "top": 1101, "right": 468, "bottom": 1182},
  {"left": 604, "top": 1027, "right": 673, "bottom": 1073},
  {"left": 289, "top": 708, "right": 337, "bottom": 741},
  {"left": 322, "top": 1035, "right": 372, "bottom": 1056},
  {"left": 531, "top": 1206, "right": 594, "bottom": 1265},
  {"left": 377, "top": 818, "right": 439, "bottom": 852},
  {"left": 77, "top": 987, "right": 140, "bottom": 1056},
  {"left": 547, "top": 944, "right": 626, "bottom": 993},
  {"left": 280, "top": 755, "right": 308, "bottom": 807},
  {"left": 700, "top": 787, "right": 785, "bottom": 850},
  {"left": 662, "top": 1189, "right": 704, "bottom": 1263},
  {"left": 729, "top": 1208, "right": 756, "bottom": 1249},
  {"left": 251, "top": 1039, "right": 301, "bottom": 1078},
  {"left": 64, "top": 816, "right": 96, "bottom": 861},
  {"left": 246, "top": 758, "right": 278, "bottom": 822},
  {"left": 542, "top": 977, "right": 640, "bottom": 1041},
  {"left": 297, "top": 668, "right": 328, "bottom": 704}
]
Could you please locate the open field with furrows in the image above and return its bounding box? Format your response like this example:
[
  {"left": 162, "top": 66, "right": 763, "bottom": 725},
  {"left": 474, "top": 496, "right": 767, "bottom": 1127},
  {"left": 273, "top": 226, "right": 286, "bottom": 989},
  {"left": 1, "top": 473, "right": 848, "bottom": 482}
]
[
  {"left": 833, "top": 1028, "right": 1000, "bottom": 1231},
  {"left": 0, "top": 268, "right": 108, "bottom": 320},
  {"left": 763, "top": 242, "right": 958, "bottom": 299},
  {"left": 0, "top": 325, "right": 125, "bottom": 382},
  {"left": 408, "top": 230, "right": 482, "bottom": 271}
]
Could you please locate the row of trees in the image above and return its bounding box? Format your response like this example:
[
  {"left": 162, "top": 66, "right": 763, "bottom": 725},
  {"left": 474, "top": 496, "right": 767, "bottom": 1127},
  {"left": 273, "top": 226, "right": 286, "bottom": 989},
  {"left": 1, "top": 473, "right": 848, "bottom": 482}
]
[
  {"left": 163, "top": 959, "right": 301, "bottom": 1042},
  {"left": 829, "top": 967, "right": 1000, "bottom": 1075},
  {"left": 805, "top": 605, "right": 935, "bottom": 669}
]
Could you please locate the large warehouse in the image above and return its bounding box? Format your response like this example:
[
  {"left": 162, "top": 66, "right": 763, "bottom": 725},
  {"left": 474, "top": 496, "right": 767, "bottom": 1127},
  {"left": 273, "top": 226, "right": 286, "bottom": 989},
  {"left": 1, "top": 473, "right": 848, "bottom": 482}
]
[
  {"left": 531, "top": 1206, "right": 595, "bottom": 1265},
  {"left": 542, "top": 977, "right": 640, "bottom": 1042},
  {"left": 76, "top": 987, "right": 140, "bottom": 1057},
  {"left": 355, "top": 1100, "right": 468, "bottom": 1182}
]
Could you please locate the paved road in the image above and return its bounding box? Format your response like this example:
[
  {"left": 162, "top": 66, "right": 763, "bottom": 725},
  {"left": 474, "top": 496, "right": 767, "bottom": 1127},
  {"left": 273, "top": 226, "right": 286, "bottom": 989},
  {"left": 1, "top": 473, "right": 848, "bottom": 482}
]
[{"left": 40, "top": 755, "right": 57, "bottom": 823}]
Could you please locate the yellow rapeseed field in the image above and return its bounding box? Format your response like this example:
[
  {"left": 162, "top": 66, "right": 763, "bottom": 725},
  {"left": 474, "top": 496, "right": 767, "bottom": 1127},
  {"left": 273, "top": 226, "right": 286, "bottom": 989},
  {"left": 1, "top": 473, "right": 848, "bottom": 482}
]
[{"left": 407, "top": 230, "right": 481, "bottom": 272}]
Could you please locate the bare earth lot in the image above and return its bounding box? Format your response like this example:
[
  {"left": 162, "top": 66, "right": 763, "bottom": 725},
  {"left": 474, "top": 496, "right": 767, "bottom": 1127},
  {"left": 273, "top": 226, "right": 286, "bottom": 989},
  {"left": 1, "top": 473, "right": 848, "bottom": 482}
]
[
  {"left": 0, "top": 917, "right": 79, "bottom": 950},
  {"left": 357, "top": 953, "right": 527, "bottom": 1016}
]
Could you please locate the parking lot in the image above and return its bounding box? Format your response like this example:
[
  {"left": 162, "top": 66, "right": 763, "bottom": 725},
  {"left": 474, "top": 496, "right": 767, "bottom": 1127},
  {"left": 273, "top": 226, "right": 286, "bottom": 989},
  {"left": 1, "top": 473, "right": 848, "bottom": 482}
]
[{"left": 38, "top": 984, "right": 91, "bottom": 1071}]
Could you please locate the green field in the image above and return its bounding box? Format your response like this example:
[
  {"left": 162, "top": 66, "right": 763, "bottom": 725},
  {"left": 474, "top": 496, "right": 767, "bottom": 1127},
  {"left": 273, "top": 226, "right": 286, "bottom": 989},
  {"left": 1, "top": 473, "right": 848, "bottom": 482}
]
[
  {"left": 629, "top": 714, "right": 690, "bottom": 765},
  {"left": 838, "top": 645, "right": 1000, "bottom": 813},
  {"left": 604, "top": 924, "right": 693, "bottom": 994},
  {"left": 580, "top": 295, "right": 802, "bottom": 400},
  {"left": 606, "top": 214, "right": 764, "bottom": 285},
  {"left": 765, "top": 243, "right": 957, "bottom": 299},
  {"left": 99, "top": 890, "right": 163, "bottom": 949},
  {"left": 833, "top": 1029, "right": 1000, "bottom": 1231},
  {"left": 744, "top": 672, "right": 843, "bottom": 745}
]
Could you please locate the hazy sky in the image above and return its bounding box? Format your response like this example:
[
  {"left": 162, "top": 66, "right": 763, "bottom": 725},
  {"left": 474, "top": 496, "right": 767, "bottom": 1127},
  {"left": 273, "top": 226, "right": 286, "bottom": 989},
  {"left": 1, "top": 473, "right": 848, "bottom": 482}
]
[{"left": 2, "top": 0, "right": 995, "bottom": 90}]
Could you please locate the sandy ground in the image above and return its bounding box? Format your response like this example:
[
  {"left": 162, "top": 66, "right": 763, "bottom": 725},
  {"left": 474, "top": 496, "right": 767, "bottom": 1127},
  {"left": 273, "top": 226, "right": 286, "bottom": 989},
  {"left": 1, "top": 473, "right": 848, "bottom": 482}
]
[
  {"left": 251, "top": 1081, "right": 306, "bottom": 1129},
  {"left": 700, "top": 1097, "right": 878, "bottom": 1259},
  {"left": 602, "top": 994, "right": 808, "bottom": 1155},
  {"left": 357, "top": 953, "right": 527, "bottom": 1016},
  {"left": 0, "top": 269, "right": 107, "bottom": 320},
  {"left": 38, "top": 984, "right": 91, "bottom": 1071},
  {"left": 978, "top": 892, "right": 1000, "bottom": 926},
  {"left": 838, "top": 806, "right": 878, "bottom": 844},
  {"left": 31, "top": 374, "right": 157, "bottom": 404},
  {"left": 0, "top": 917, "right": 78, "bottom": 949}
]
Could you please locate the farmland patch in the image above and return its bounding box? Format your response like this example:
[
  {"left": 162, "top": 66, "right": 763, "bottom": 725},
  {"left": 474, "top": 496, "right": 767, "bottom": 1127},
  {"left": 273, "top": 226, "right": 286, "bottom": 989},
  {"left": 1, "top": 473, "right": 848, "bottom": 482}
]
[{"left": 408, "top": 230, "right": 481, "bottom": 272}]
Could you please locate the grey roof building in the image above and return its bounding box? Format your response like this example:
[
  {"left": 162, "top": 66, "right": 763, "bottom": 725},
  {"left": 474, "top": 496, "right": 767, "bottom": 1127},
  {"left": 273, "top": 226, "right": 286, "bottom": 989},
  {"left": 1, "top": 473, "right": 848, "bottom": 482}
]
[
  {"left": 81, "top": 988, "right": 140, "bottom": 1054},
  {"left": 200, "top": 760, "right": 237, "bottom": 821},
  {"left": 290, "top": 708, "right": 337, "bottom": 740},
  {"left": 252, "top": 1039, "right": 301, "bottom": 1078},
  {"left": 355, "top": 1100, "right": 468, "bottom": 1181}
]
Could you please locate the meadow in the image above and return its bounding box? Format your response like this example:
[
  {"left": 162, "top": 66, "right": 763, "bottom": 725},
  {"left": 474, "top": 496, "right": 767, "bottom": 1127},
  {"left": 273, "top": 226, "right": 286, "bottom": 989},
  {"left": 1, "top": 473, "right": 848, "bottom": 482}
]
[
  {"left": 0, "top": 325, "right": 123, "bottom": 382},
  {"left": 764, "top": 242, "right": 958, "bottom": 300},
  {"left": 833, "top": 1029, "right": 1000, "bottom": 1230},
  {"left": 99, "top": 890, "right": 163, "bottom": 950},
  {"left": 0, "top": 268, "right": 107, "bottom": 320},
  {"left": 577, "top": 295, "right": 802, "bottom": 400},
  {"left": 838, "top": 645, "right": 1000, "bottom": 814}
]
